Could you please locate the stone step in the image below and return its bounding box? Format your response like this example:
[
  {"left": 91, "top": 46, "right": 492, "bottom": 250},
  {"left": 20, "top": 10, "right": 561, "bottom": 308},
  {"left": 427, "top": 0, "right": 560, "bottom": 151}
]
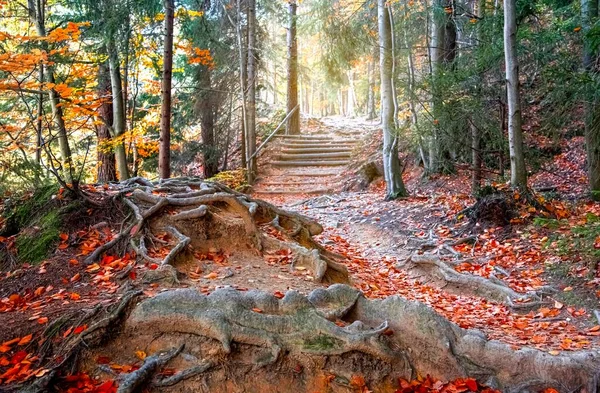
[
  {"left": 270, "top": 160, "right": 349, "bottom": 167},
  {"left": 281, "top": 147, "right": 354, "bottom": 154},
  {"left": 281, "top": 142, "right": 356, "bottom": 149},
  {"left": 253, "top": 188, "right": 330, "bottom": 195},
  {"left": 277, "top": 152, "right": 352, "bottom": 161},
  {"left": 276, "top": 134, "right": 332, "bottom": 140},
  {"left": 259, "top": 180, "right": 341, "bottom": 187},
  {"left": 260, "top": 171, "right": 339, "bottom": 178}
]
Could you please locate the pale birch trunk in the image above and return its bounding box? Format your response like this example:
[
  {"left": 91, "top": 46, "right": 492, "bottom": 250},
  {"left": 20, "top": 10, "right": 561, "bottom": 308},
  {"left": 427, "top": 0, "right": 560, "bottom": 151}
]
[{"left": 378, "top": 0, "right": 408, "bottom": 199}]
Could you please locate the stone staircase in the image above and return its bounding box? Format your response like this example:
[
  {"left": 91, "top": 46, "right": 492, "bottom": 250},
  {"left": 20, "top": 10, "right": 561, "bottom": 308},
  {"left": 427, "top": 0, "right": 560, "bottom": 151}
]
[{"left": 253, "top": 132, "right": 358, "bottom": 196}]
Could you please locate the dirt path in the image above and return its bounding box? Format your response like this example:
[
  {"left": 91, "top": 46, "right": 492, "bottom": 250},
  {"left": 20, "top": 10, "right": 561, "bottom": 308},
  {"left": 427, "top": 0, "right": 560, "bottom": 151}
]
[{"left": 253, "top": 117, "right": 600, "bottom": 353}]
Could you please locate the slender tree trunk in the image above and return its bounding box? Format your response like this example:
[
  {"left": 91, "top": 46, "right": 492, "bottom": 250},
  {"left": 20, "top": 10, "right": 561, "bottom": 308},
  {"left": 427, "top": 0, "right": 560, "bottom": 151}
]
[
  {"left": 582, "top": 0, "right": 600, "bottom": 198},
  {"left": 30, "top": 0, "right": 74, "bottom": 184},
  {"left": 503, "top": 0, "right": 527, "bottom": 189},
  {"left": 286, "top": 0, "right": 300, "bottom": 134},
  {"left": 246, "top": 0, "right": 257, "bottom": 183},
  {"left": 96, "top": 62, "right": 118, "bottom": 183},
  {"left": 378, "top": 0, "right": 408, "bottom": 199},
  {"left": 36, "top": 65, "right": 43, "bottom": 167},
  {"left": 108, "top": 43, "right": 130, "bottom": 180},
  {"left": 366, "top": 47, "right": 377, "bottom": 120},
  {"left": 158, "top": 0, "right": 174, "bottom": 179},
  {"left": 347, "top": 70, "right": 357, "bottom": 117},
  {"left": 199, "top": 70, "right": 219, "bottom": 178}
]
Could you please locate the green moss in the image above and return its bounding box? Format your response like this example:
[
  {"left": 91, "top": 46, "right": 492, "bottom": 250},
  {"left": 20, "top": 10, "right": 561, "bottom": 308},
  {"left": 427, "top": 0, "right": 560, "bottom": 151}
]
[
  {"left": 1, "top": 184, "right": 59, "bottom": 236},
  {"left": 15, "top": 209, "right": 61, "bottom": 265},
  {"left": 303, "top": 334, "right": 342, "bottom": 351}
]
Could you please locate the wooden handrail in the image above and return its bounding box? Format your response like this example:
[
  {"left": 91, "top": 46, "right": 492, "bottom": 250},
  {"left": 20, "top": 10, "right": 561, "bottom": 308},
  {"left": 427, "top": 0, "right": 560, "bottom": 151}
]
[{"left": 248, "top": 104, "right": 299, "bottom": 161}]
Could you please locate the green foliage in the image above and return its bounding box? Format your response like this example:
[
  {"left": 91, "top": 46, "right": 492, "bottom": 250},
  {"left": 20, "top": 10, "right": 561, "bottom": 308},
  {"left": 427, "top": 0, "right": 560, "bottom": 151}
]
[{"left": 15, "top": 209, "right": 61, "bottom": 265}]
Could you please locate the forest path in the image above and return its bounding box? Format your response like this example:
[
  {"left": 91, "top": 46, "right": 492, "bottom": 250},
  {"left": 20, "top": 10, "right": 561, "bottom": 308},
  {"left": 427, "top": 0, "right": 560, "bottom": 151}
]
[{"left": 251, "top": 116, "right": 370, "bottom": 196}]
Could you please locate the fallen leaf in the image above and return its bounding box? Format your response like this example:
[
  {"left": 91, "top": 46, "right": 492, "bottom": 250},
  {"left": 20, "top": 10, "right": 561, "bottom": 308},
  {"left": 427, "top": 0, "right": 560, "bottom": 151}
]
[
  {"left": 37, "top": 317, "right": 48, "bottom": 324},
  {"left": 17, "top": 335, "right": 32, "bottom": 346}
]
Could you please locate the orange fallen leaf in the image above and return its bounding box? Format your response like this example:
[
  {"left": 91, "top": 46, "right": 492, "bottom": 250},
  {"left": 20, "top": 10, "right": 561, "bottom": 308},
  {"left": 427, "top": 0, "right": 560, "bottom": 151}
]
[
  {"left": 17, "top": 335, "right": 32, "bottom": 346},
  {"left": 70, "top": 273, "right": 81, "bottom": 282},
  {"left": 73, "top": 325, "right": 87, "bottom": 334},
  {"left": 135, "top": 350, "right": 147, "bottom": 360},
  {"left": 203, "top": 272, "right": 218, "bottom": 279},
  {"left": 37, "top": 317, "right": 49, "bottom": 324},
  {"left": 59, "top": 233, "right": 69, "bottom": 241},
  {"left": 251, "top": 307, "right": 263, "bottom": 313}
]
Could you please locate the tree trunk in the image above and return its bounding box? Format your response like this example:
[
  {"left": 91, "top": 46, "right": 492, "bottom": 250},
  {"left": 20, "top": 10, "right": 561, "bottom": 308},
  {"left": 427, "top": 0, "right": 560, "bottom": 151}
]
[
  {"left": 97, "top": 62, "right": 118, "bottom": 183},
  {"left": 108, "top": 43, "right": 130, "bottom": 180},
  {"left": 30, "top": 0, "right": 74, "bottom": 184},
  {"left": 158, "top": 0, "right": 174, "bottom": 179},
  {"left": 503, "top": 0, "right": 527, "bottom": 189},
  {"left": 246, "top": 0, "right": 257, "bottom": 183},
  {"left": 199, "top": 70, "right": 219, "bottom": 178},
  {"left": 378, "top": 0, "right": 408, "bottom": 200},
  {"left": 286, "top": 0, "right": 300, "bottom": 135},
  {"left": 347, "top": 70, "right": 357, "bottom": 118},
  {"left": 366, "top": 48, "right": 377, "bottom": 120},
  {"left": 429, "top": 0, "right": 457, "bottom": 174},
  {"left": 582, "top": 0, "right": 600, "bottom": 198}
]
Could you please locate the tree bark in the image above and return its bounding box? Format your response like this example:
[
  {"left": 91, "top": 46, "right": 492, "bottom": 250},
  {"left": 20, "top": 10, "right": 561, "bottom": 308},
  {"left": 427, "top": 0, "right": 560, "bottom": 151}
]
[
  {"left": 97, "top": 61, "right": 118, "bottom": 183},
  {"left": 366, "top": 46, "right": 377, "bottom": 120},
  {"left": 159, "top": 0, "right": 175, "bottom": 179},
  {"left": 199, "top": 69, "right": 219, "bottom": 178},
  {"left": 503, "top": 0, "right": 527, "bottom": 189},
  {"left": 582, "top": 0, "right": 600, "bottom": 198},
  {"left": 246, "top": 0, "right": 257, "bottom": 183},
  {"left": 378, "top": 0, "right": 408, "bottom": 200},
  {"left": 108, "top": 43, "right": 130, "bottom": 180},
  {"left": 286, "top": 0, "right": 300, "bottom": 135}
]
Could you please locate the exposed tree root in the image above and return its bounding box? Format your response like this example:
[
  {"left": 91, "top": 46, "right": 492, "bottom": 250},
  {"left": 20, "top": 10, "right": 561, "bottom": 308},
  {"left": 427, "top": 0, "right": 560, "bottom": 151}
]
[
  {"left": 116, "top": 344, "right": 184, "bottom": 393},
  {"left": 84, "top": 177, "right": 349, "bottom": 283},
  {"left": 407, "top": 253, "right": 553, "bottom": 309},
  {"left": 82, "top": 285, "right": 600, "bottom": 393},
  {"left": 126, "top": 284, "right": 398, "bottom": 364}
]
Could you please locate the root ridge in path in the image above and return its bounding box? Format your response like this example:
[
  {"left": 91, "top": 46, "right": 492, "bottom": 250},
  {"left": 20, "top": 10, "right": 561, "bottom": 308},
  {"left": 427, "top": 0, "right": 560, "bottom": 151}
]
[
  {"left": 82, "top": 285, "right": 599, "bottom": 393},
  {"left": 87, "top": 177, "right": 349, "bottom": 284}
]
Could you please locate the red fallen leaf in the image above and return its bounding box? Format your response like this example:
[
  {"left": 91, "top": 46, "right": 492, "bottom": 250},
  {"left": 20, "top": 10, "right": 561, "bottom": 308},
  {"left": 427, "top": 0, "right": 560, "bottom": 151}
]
[
  {"left": 70, "top": 273, "right": 81, "bottom": 282},
  {"left": 0, "top": 357, "right": 9, "bottom": 366},
  {"left": 59, "top": 233, "right": 69, "bottom": 241},
  {"left": 273, "top": 291, "right": 284, "bottom": 299},
  {"left": 70, "top": 292, "right": 81, "bottom": 300},
  {"left": 0, "top": 344, "right": 12, "bottom": 353},
  {"left": 69, "top": 259, "right": 79, "bottom": 266},
  {"left": 73, "top": 325, "right": 87, "bottom": 335},
  {"left": 17, "top": 334, "right": 32, "bottom": 346},
  {"left": 541, "top": 389, "right": 559, "bottom": 393},
  {"left": 34, "top": 286, "right": 45, "bottom": 297},
  {"left": 350, "top": 374, "right": 366, "bottom": 387},
  {"left": 589, "top": 325, "right": 600, "bottom": 332},
  {"left": 251, "top": 308, "right": 263, "bottom": 313},
  {"left": 149, "top": 263, "right": 159, "bottom": 270},
  {"left": 58, "top": 242, "right": 69, "bottom": 250},
  {"left": 96, "top": 380, "right": 116, "bottom": 392},
  {"left": 10, "top": 350, "right": 27, "bottom": 364},
  {"left": 465, "top": 378, "right": 478, "bottom": 391},
  {"left": 37, "top": 317, "right": 49, "bottom": 324},
  {"left": 129, "top": 270, "right": 137, "bottom": 280}
]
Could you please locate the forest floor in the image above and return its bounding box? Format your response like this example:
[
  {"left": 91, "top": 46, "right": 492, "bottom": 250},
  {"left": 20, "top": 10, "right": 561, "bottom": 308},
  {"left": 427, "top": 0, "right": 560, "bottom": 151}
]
[
  {"left": 0, "top": 118, "right": 599, "bottom": 392},
  {"left": 255, "top": 117, "right": 600, "bottom": 351}
]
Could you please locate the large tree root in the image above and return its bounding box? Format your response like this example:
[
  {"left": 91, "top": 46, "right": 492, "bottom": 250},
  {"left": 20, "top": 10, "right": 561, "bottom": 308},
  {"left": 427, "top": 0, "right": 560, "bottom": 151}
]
[
  {"left": 85, "top": 177, "right": 349, "bottom": 283},
  {"left": 120, "top": 285, "right": 600, "bottom": 393},
  {"left": 407, "top": 253, "right": 553, "bottom": 309}
]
